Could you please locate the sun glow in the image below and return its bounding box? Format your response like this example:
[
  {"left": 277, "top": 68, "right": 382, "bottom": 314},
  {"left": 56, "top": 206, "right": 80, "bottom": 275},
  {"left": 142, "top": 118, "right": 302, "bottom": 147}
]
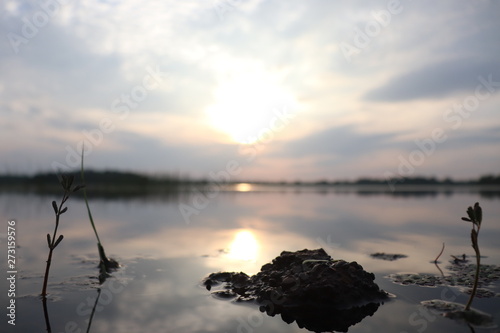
[
  {"left": 228, "top": 230, "right": 259, "bottom": 261},
  {"left": 205, "top": 73, "right": 296, "bottom": 144},
  {"left": 235, "top": 183, "right": 253, "bottom": 192}
]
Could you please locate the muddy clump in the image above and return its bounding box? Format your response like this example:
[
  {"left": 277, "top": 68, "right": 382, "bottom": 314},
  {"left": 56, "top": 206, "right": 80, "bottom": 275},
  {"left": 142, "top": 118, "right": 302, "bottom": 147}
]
[
  {"left": 370, "top": 252, "right": 408, "bottom": 261},
  {"left": 203, "top": 248, "right": 388, "bottom": 332}
]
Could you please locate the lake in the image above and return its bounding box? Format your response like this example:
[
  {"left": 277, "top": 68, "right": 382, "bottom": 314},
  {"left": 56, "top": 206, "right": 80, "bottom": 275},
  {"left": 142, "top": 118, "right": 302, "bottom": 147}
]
[{"left": 1, "top": 185, "right": 500, "bottom": 332}]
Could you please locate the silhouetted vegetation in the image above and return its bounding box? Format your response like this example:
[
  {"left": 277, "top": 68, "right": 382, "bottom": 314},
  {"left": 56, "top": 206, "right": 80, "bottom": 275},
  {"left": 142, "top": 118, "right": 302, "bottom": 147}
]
[
  {"left": 42, "top": 174, "right": 84, "bottom": 298},
  {"left": 477, "top": 174, "right": 500, "bottom": 185},
  {"left": 80, "top": 152, "right": 119, "bottom": 284},
  {"left": 0, "top": 171, "right": 499, "bottom": 198},
  {"left": 334, "top": 175, "right": 499, "bottom": 186},
  {"left": 0, "top": 170, "right": 202, "bottom": 198},
  {"left": 461, "top": 202, "right": 482, "bottom": 311}
]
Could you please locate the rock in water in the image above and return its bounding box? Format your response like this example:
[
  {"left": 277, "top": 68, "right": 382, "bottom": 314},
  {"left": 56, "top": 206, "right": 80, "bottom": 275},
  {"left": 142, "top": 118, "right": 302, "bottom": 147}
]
[{"left": 203, "top": 248, "right": 389, "bottom": 332}]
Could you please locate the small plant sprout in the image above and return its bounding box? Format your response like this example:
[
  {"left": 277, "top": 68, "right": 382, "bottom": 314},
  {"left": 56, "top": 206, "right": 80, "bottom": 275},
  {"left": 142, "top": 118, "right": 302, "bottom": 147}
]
[
  {"left": 421, "top": 202, "right": 494, "bottom": 328},
  {"left": 80, "top": 149, "right": 119, "bottom": 283},
  {"left": 432, "top": 242, "right": 446, "bottom": 277},
  {"left": 41, "top": 174, "right": 84, "bottom": 297},
  {"left": 433, "top": 242, "right": 445, "bottom": 264},
  {"left": 461, "top": 202, "right": 482, "bottom": 311}
]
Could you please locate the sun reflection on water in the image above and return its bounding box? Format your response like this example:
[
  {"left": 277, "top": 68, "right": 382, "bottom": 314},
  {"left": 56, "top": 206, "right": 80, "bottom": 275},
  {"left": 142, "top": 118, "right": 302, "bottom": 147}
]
[
  {"left": 235, "top": 183, "right": 252, "bottom": 192},
  {"left": 228, "top": 230, "right": 259, "bottom": 261}
]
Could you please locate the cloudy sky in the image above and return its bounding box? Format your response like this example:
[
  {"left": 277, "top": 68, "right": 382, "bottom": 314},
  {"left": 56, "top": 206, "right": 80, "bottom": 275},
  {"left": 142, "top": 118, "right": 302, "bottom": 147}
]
[{"left": 1, "top": 0, "right": 499, "bottom": 181}]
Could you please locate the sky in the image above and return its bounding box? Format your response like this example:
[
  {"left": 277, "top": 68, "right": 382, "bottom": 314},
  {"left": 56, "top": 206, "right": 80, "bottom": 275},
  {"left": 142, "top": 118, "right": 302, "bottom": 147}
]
[{"left": 1, "top": 0, "right": 499, "bottom": 181}]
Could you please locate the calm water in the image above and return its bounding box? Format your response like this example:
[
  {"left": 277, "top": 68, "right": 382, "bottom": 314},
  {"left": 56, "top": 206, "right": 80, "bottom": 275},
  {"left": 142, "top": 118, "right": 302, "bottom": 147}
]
[{"left": 1, "top": 186, "right": 500, "bottom": 332}]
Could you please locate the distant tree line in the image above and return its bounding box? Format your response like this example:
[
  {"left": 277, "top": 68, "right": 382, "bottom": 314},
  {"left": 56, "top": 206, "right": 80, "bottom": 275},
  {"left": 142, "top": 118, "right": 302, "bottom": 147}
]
[
  {"left": 0, "top": 171, "right": 499, "bottom": 191},
  {"left": 477, "top": 174, "right": 500, "bottom": 185},
  {"left": 333, "top": 175, "right": 500, "bottom": 186},
  {"left": 0, "top": 170, "right": 202, "bottom": 197},
  {"left": 285, "top": 175, "right": 500, "bottom": 186}
]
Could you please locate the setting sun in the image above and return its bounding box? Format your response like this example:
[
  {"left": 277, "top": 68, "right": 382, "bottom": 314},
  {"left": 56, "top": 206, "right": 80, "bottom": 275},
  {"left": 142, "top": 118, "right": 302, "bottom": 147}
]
[{"left": 205, "top": 73, "right": 296, "bottom": 144}]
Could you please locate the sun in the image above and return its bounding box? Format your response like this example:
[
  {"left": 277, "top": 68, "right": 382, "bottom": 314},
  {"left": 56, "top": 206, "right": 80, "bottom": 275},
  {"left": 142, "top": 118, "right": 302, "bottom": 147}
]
[{"left": 205, "top": 73, "right": 296, "bottom": 144}]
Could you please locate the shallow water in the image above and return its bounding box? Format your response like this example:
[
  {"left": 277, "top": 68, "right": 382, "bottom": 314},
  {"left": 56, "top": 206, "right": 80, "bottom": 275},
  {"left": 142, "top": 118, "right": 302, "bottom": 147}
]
[{"left": 1, "top": 187, "right": 500, "bottom": 332}]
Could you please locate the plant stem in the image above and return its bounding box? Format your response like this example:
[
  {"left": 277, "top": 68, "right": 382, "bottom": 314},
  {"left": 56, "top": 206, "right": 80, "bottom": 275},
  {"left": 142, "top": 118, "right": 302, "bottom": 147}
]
[
  {"left": 465, "top": 226, "right": 481, "bottom": 311},
  {"left": 42, "top": 295, "right": 52, "bottom": 332},
  {"left": 80, "top": 149, "right": 118, "bottom": 276},
  {"left": 434, "top": 242, "right": 445, "bottom": 263},
  {"left": 80, "top": 151, "right": 102, "bottom": 246},
  {"left": 41, "top": 191, "right": 68, "bottom": 297},
  {"left": 85, "top": 288, "right": 102, "bottom": 333},
  {"left": 41, "top": 173, "right": 82, "bottom": 297},
  {"left": 82, "top": 181, "right": 102, "bottom": 246},
  {"left": 41, "top": 248, "right": 54, "bottom": 298}
]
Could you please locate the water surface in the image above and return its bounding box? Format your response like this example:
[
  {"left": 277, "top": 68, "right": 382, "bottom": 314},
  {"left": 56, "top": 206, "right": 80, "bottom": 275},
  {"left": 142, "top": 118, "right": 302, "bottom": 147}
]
[{"left": 1, "top": 187, "right": 499, "bottom": 332}]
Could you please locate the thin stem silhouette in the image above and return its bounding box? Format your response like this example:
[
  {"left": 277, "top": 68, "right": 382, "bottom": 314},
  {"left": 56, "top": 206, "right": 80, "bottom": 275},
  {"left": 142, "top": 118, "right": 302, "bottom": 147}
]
[
  {"left": 41, "top": 175, "right": 83, "bottom": 297},
  {"left": 461, "top": 202, "right": 482, "bottom": 311}
]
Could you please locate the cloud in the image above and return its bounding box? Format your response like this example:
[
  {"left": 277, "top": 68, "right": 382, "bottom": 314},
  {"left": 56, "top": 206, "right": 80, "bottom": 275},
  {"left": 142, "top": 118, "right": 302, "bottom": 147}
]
[
  {"left": 1, "top": 1, "right": 499, "bottom": 179},
  {"left": 364, "top": 58, "right": 500, "bottom": 101},
  {"left": 279, "top": 125, "right": 400, "bottom": 158},
  {"left": 443, "top": 125, "right": 500, "bottom": 148},
  {"left": 75, "top": 130, "right": 245, "bottom": 176}
]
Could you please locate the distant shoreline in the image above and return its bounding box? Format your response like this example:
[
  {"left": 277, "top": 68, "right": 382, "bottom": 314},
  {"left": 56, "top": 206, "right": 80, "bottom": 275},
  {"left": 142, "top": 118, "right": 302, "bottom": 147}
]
[{"left": 0, "top": 170, "right": 499, "bottom": 198}]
